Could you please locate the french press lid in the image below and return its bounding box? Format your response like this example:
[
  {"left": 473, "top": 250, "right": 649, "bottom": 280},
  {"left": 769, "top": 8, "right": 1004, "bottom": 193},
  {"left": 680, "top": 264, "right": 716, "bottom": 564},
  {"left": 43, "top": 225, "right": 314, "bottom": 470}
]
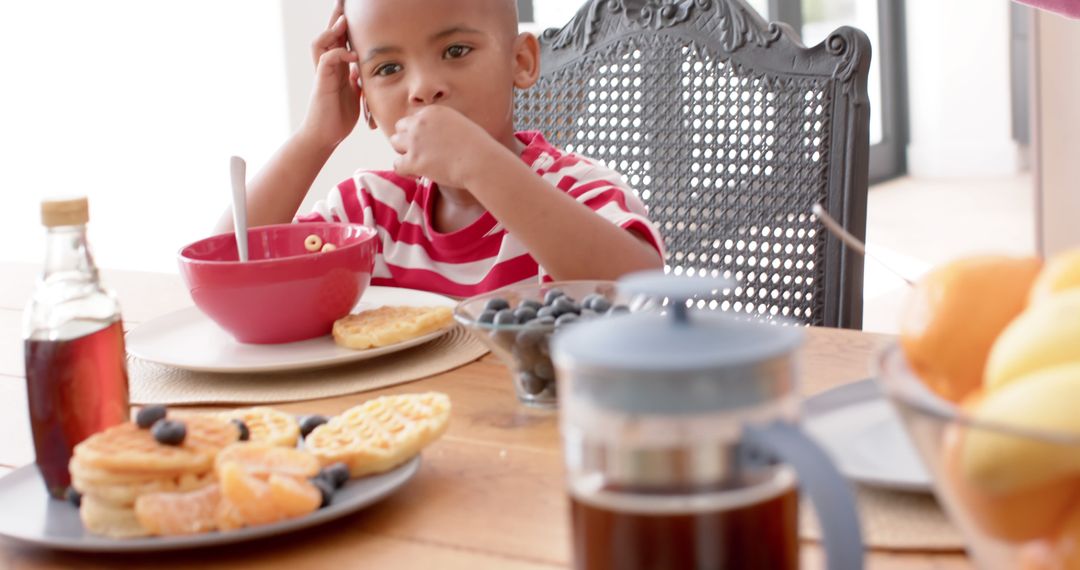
[{"left": 551, "top": 271, "right": 804, "bottom": 414}]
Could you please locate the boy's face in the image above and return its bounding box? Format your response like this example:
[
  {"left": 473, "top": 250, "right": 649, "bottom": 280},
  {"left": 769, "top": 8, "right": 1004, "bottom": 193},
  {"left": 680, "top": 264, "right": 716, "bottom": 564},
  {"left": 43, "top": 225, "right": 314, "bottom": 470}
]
[{"left": 345, "top": 0, "right": 538, "bottom": 146}]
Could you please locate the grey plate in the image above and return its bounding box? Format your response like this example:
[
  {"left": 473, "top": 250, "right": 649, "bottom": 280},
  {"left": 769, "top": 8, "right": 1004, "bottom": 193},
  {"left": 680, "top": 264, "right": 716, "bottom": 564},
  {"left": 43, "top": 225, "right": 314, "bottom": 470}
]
[
  {"left": 803, "top": 379, "right": 932, "bottom": 492},
  {"left": 0, "top": 455, "right": 420, "bottom": 552}
]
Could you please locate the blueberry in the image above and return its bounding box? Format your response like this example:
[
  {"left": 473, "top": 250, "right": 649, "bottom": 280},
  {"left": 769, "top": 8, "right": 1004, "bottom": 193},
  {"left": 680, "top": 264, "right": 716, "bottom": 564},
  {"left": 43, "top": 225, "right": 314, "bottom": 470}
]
[
  {"left": 65, "top": 486, "right": 82, "bottom": 507},
  {"left": 518, "top": 372, "right": 546, "bottom": 395},
  {"left": 536, "top": 306, "right": 558, "bottom": 320},
  {"left": 591, "top": 297, "right": 613, "bottom": 313},
  {"left": 516, "top": 328, "right": 546, "bottom": 348},
  {"left": 310, "top": 476, "right": 335, "bottom": 508},
  {"left": 323, "top": 462, "right": 351, "bottom": 489},
  {"left": 492, "top": 308, "right": 516, "bottom": 326},
  {"left": 513, "top": 307, "right": 537, "bottom": 323},
  {"left": 512, "top": 341, "right": 539, "bottom": 370},
  {"left": 581, "top": 294, "right": 603, "bottom": 311},
  {"left": 484, "top": 298, "right": 510, "bottom": 312},
  {"left": 152, "top": 419, "right": 187, "bottom": 446},
  {"left": 541, "top": 381, "right": 558, "bottom": 399},
  {"left": 518, "top": 299, "right": 543, "bottom": 312},
  {"left": 543, "top": 289, "right": 565, "bottom": 306},
  {"left": 534, "top": 359, "right": 555, "bottom": 381},
  {"left": 607, "top": 304, "right": 631, "bottom": 316},
  {"left": 555, "top": 313, "right": 580, "bottom": 328},
  {"left": 531, "top": 313, "right": 557, "bottom": 328},
  {"left": 299, "top": 415, "right": 329, "bottom": 438},
  {"left": 552, "top": 297, "right": 579, "bottom": 316},
  {"left": 231, "top": 419, "right": 250, "bottom": 441},
  {"left": 489, "top": 329, "right": 515, "bottom": 350},
  {"left": 135, "top": 405, "right": 167, "bottom": 429},
  {"left": 478, "top": 309, "right": 497, "bottom": 324}
]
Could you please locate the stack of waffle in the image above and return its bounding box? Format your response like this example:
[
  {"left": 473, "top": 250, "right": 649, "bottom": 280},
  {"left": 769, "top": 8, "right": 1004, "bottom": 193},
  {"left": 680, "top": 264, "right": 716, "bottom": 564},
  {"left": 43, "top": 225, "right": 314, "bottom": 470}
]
[{"left": 69, "top": 415, "right": 240, "bottom": 538}]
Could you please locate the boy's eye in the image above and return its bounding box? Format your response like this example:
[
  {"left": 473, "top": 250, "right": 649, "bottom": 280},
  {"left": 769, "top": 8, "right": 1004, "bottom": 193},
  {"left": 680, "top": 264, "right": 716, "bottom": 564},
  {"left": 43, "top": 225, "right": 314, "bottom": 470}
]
[
  {"left": 374, "top": 63, "right": 402, "bottom": 77},
  {"left": 444, "top": 45, "right": 472, "bottom": 59}
]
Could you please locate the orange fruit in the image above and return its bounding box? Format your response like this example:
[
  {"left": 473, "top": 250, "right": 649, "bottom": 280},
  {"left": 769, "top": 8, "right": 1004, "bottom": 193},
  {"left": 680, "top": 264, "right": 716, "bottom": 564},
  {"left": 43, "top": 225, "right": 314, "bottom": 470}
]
[
  {"left": 1020, "top": 502, "right": 1080, "bottom": 569},
  {"left": 134, "top": 484, "right": 221, "bottom": 536},
  {"left": 900, "top": 255, "right": 1042, "bottom": 402},
  {"left": 941, "top": 407, "right": 1080, "bottom": 543},
  {"left": 214, "top": 443, "right": 320, "bottom": 478}
]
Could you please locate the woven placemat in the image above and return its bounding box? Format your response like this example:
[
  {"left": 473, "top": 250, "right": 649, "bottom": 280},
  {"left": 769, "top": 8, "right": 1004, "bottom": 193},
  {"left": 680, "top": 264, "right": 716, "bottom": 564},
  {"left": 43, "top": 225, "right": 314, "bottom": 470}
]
[
  {"left": 128, "top": 326, "right": 488, "bottom": 405},
  {"left": 800, "top": 484, "right": 966, "bottom": 551}
]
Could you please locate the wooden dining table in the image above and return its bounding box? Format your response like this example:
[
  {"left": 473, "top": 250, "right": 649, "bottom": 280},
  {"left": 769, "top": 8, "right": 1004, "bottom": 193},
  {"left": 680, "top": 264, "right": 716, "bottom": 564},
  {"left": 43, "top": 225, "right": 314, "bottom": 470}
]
[{"left": 0, "top": 261, "right": 973, "bottom": 569}]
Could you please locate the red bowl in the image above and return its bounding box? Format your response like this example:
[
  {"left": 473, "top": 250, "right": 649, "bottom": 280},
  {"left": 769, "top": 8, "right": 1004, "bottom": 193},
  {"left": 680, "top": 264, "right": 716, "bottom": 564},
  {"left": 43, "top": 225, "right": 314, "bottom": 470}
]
[{"left": 177, "top": 222, "right": 377, "bottom": 344}]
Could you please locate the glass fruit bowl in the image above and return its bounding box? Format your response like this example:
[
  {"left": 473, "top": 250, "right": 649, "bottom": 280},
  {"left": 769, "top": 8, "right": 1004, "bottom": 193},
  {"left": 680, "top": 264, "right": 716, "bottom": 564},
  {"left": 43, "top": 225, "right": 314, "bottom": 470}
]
[
  {"left": 878, "top": 344, "right": 1080, "bottom": 570},
  {"left": 453, "top": 281, "right": 635, "bottom": 408}
]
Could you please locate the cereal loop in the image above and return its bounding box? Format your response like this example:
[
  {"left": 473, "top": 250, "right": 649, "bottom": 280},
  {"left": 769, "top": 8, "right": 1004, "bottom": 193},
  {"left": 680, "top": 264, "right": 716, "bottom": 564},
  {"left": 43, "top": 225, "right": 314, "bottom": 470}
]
[
  {"left": 321, "top": 243, "right": 337, "bottom": 253},
  {"left": 303, "top": 234, "right": 323, "bottom": 252}
]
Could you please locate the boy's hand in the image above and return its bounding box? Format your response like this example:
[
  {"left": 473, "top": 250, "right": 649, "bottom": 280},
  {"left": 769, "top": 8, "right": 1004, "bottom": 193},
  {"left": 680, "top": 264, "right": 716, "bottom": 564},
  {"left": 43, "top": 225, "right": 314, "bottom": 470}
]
[
  {"left": 301, "top": 0, "right": 361, "bottom": 148},
  {"left": 389, "top": 106, "right": 504, "bottom": 189}
]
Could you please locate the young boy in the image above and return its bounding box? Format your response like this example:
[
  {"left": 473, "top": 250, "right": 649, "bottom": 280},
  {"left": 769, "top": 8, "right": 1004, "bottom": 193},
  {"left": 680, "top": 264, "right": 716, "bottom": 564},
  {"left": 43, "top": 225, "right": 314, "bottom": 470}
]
[{"left": 221, "top": 0, "right": 664, "bottom": 296}]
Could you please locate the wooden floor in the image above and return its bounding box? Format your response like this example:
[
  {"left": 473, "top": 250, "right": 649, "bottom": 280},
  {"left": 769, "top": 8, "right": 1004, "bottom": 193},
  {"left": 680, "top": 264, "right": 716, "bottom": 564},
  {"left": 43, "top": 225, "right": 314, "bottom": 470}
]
[{"left": 862, "top": 173, "right": 1036, "bottom": 333}]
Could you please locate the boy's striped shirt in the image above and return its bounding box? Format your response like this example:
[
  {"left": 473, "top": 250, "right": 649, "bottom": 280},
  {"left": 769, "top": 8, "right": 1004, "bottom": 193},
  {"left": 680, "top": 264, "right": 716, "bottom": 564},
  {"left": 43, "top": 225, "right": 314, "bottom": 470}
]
[{"left": 296, "top": 131, "right": 664, "bottom": 297}]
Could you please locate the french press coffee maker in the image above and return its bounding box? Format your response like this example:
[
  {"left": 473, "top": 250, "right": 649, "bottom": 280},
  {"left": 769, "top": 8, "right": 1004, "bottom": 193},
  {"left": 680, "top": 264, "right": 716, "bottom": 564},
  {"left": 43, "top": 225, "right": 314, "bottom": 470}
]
[{"left": 552, "top": 272, "right": 863, "bottom": 569}]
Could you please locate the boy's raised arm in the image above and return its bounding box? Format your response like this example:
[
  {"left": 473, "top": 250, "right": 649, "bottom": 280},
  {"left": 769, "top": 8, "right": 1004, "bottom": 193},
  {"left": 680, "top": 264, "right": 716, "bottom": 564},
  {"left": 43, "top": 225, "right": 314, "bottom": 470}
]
[
  {"left": 391, "top": 106, "right": 664, "bottom": 281},
  {"left": 215, "top": 1, "right": 361, "bottom": 233}
]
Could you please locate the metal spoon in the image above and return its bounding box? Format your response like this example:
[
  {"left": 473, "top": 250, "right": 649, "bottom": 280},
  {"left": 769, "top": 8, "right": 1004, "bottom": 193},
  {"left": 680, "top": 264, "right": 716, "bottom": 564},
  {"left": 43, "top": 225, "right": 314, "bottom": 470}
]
[
  {"left": 811, "top": 203, "right": 915, "bottom": 286},
  {"left": 230, "top": 156, "right": 249, "bottom": 262}
]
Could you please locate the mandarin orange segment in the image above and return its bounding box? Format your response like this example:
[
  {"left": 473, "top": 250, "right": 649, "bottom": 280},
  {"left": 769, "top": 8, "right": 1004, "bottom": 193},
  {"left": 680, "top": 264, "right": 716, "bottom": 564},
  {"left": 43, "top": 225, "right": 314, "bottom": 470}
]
[
  {"left": 214, "top": 443, "right": 320, "bottom": 479},
  {"left": 134, "top": 484, "right": 221, "bottom": 536},
  {"left": 268, "top": 474, "right": 322, "bottom": 518},
  {"left": 215, "top": 495, "right": 247, "bottom": 532},
  {"left": 218, "top": 461, "right": 285, "bottom": 526}
]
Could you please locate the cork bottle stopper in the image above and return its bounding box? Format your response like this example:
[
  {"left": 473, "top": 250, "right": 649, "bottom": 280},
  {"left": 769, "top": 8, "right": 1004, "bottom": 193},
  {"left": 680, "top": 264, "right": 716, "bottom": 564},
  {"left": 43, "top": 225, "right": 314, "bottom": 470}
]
[{"left": 41, "top": 197, "right": 89, "bottom": 227}]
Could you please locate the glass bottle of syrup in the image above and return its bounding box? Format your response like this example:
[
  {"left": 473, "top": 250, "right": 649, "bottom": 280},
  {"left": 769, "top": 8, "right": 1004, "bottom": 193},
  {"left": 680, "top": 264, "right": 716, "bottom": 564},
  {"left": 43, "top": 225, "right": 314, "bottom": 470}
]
[{"left": 23, "top": 197, "right": 129, "bottom": 499}]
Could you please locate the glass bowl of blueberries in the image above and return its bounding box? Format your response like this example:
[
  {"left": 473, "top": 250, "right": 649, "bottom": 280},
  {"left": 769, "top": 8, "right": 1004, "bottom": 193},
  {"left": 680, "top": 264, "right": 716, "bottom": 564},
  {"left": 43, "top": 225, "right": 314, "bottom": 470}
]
[{"left": 453, "top": 280, "right": 633, "bottom": 408}]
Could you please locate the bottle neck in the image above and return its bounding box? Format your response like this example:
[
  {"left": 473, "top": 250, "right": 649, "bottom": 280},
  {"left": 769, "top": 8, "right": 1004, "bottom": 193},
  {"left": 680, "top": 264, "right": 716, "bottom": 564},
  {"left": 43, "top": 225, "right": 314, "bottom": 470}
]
[{"left": 43, "top": 225, "right": 99, "bottom": 283}]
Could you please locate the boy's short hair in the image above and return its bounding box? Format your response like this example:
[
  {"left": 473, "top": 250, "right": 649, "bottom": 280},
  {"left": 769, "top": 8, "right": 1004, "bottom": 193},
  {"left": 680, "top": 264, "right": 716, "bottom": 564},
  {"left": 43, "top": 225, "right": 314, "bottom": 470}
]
[{"left": 345, "top": 0, "right": 520, "bottom": 38}]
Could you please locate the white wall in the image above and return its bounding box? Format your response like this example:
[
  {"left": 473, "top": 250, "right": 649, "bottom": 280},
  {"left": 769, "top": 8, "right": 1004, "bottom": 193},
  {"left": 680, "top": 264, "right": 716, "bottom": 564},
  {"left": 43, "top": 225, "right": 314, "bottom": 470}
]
[
  {"left": 905, "top": 0, "right": 1021, "bottom": 177},
  {"left": 0, "top": 1, "right": 290, "bottom": 273},
  {"left": 1033, "top": 10, "right": 1080, "bottom": 255}
]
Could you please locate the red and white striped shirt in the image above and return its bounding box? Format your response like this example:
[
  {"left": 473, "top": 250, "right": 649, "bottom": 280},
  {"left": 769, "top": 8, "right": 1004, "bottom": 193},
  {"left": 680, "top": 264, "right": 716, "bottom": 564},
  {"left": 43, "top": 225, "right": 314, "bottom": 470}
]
[{"left": 296, "top": 131, "right": 664, "bottom": 297}]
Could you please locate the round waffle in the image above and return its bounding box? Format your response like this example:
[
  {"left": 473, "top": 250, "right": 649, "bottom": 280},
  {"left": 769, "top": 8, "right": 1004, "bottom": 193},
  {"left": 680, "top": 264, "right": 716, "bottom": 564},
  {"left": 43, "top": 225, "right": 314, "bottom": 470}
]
[
  {"left": 332, "top": 306, "right": 453, "bottom": 349},
  {"left": 217, "top": 407, "right": 300, "bottom": 447},
  {"left": 305, "top": 392, "right": 450, "bottom": 477},
  {"left": 73, "top": 414, "right": 240, "bottom": 474}
]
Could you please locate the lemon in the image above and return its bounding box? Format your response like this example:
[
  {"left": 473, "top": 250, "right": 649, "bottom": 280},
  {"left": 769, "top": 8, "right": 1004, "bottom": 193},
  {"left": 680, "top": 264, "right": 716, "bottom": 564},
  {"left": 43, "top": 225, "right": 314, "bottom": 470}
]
[
  {"left": 985, "top": 291, "right": 1080, "bottom": 391},
  {"left": 1030, "top": 247, "right": 1080, "bottom": 305},
  {"left": 962, "top": 363, "right": 1080, "bottom": 494}
]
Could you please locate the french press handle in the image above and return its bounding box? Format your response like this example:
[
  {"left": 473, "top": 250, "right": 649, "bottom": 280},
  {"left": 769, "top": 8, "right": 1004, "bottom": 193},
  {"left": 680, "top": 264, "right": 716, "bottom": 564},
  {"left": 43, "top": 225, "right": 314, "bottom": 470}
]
[{"left": 743, "top": 421, "right": 865, "bottom": 570}]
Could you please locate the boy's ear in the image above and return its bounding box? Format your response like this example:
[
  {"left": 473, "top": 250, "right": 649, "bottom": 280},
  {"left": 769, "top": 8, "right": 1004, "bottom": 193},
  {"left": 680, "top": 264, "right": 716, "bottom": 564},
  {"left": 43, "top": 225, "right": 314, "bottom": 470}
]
[{"left": 512, "top": 32, "right": 541, "bottom": 89}]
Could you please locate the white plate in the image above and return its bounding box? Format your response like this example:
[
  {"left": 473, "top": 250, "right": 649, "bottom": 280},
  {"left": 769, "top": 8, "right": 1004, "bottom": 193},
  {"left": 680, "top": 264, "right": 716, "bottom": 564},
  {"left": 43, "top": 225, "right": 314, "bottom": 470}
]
[
  {"left": 803, "top": 379, "right": 932, "bottom": 492},
  {"left": 0, "top": 456, "right": 419, "bottom": 552},
  {"left": 126, "top": 287, "right": 457, "bottom": 373}
]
